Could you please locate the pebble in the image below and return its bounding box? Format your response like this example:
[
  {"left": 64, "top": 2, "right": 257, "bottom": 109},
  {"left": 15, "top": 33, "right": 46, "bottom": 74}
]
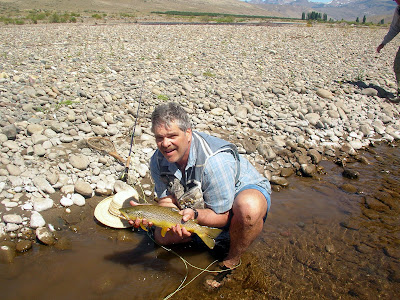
[
  {"left": 60, "top": 195, "right": 74, "bottom": 207},
  {"left": 325, "top": 244, "right": 336, "bottom": 254},
  {"left": 316, "top": 88, "right": 334, "bottom": 99},
  {"left": 30, "top": 211, "right": 46, "bottom": 228},
  {"left": 16, "top": 240, "right": 33, "bottom": 253},
  {"left": 70, "top": 154, "right": 90, "bottom": 170},
  {"left": 342, "top": 169, "right": 360, "bottom": 179},
  {"left": 340, "top": 183, "right": 358, "bottom": 193},
  {"left": 74, "top": 180, "right": 94, "bottom": 198},
  {"left": 35, "top": 227, "right": 56, "bottom": 245},
  {"left": 6, "top": 165, "right": 22, "bottom": 176},
  {"left": 33, "top": 197, "right": 54, "bottom": 212},
  {"left": 270, "top": 176, "right": 289, "bottom": 187},
  {"left": 72, "top": 193, "right": 86, "bottom": 206},
  {"left": 301, "top": 164, "right": 317, "bottom": 177},
  {"left": 3, "top": 214, "right": 23, "bottom": 224},
  {"left": 33, "top": 176, "right": 56, "bottom": 194}
]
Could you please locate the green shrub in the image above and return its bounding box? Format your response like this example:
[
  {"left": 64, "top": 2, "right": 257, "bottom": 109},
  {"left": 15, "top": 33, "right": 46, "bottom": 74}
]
[
  {"left": 120, "top": 13, "right": 135, "bottom": 18},
  {"left": 157, "top": 94, "right": 169, "bottom": 101},
  {"left": 0, "top": 17, "right": 15, "bottom": 25},
  {"left": 49, "top": 13, "right": 60, "bottom": 23},
  {"left": 92, "top": 13, "right": 102, "bottom": 19},
  {"left": 203, "top": 71, "right": 215, "bottom": 77},
  {"left": 216, "top": 16, "right": 234, "bottom": 23},
  {"left": 200, "top": 16, "right": 211, "bottom": 23}
]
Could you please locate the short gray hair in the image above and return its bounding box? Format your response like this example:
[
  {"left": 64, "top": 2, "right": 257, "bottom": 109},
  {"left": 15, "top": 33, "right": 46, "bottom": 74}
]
[{"left": 151, "top": 102, "right": 192, "bottom": 132}]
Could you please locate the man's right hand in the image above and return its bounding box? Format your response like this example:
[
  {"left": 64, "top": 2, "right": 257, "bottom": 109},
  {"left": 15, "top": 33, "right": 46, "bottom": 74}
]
[
  {"left": 377, "top": 43, "right": 384, "bottom": 53},
  {"left": 128, "top": 200, "right": 153, "bottom": 228}
]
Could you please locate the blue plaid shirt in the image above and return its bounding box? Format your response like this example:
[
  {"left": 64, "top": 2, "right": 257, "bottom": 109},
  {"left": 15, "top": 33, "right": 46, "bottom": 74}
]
[{"left": 150, "top": 135, "right": 271, "bottom": 214}]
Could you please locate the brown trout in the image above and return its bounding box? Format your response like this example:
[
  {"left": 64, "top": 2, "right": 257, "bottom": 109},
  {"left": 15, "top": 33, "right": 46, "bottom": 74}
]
[{"left": 119, "top": 205, "right": 223, "bottom": 249}]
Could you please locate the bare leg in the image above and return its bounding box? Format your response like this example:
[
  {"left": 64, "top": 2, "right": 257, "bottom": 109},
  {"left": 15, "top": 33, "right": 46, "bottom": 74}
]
[{"left": 222, "top": 189, "right": 268, "bottom": 268}]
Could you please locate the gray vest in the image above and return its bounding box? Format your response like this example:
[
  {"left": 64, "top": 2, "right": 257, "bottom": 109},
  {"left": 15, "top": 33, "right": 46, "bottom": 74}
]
[{"left": 157, "top": 131, "right": 240, "bottom": 209}]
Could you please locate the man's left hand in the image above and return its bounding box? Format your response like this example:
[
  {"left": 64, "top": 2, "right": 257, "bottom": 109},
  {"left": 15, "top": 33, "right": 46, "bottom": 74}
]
[{"left": 179, "top": 208, "right": 196, "bottom": 222}]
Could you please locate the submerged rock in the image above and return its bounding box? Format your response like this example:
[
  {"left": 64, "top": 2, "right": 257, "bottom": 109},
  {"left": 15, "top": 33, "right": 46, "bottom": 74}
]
[
  {"left": 0, "top": 242, "right": 16, "bottom": 263},
  {"left": 36, "top": 227, "right": 56, "bottom": 245},
  {"left": 340, "top": 183, "right": 358, "bottom": 193},
  {"left": 16, "top": 240, "right": 33, "bottom": 253},
  {"left": 342, "top": 169, "right": 360, "bottom": 179}
]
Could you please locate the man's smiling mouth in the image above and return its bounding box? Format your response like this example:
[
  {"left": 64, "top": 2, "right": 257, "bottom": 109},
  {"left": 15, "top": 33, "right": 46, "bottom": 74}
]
[{"left": 165, "top": 149, "right": 175, "bottom": 154}]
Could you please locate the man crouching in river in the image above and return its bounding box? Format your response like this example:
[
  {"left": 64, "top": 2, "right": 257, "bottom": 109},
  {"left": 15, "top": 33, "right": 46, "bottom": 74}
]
[{"left": 130, "top": 102, "right": 271, "bottom": 288}]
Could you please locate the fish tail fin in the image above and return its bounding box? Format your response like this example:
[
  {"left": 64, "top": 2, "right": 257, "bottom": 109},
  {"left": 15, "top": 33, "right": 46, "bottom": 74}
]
[{"left": 196, "top": 227, "right": 223, "bottom": 249}]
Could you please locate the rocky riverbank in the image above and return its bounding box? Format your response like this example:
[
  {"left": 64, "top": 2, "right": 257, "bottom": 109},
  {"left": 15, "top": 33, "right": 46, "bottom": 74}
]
[{"left": 0, "top": 22, "right": 399, "bottom": 262}]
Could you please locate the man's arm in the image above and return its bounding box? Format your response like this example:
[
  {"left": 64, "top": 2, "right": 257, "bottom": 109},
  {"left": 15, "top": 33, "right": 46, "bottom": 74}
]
[
  {"left": 174, "top": 151, "right": 238, "bottom": 229},
  {"left": 157, "top": 195, "right": 179, "bottom": 208},
  {"left": 180, "top": 207, "right": 229, "bottom": 228},
  {"left": 379, "top": 7, "right": 400, "bottom": 49}
]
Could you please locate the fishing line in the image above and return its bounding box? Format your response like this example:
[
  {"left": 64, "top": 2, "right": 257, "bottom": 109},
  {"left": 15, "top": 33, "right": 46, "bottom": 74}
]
[{"left": 145, "top": 231, "right": 240, "bottom": 299}]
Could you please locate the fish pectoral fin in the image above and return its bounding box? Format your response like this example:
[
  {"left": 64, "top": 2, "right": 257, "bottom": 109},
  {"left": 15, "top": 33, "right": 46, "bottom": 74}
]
[
  {"left": 139, "top": 223, "right": 148, "bottom": 232},
  {"left": 160, "top": 227, "right": 168, "bottom": 237}
]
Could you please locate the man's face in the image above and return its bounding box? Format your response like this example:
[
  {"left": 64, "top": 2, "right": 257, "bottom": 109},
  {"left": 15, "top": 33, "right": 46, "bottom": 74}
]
[{"left": 154, "top": 121, "right": 192, "bottom": 168}]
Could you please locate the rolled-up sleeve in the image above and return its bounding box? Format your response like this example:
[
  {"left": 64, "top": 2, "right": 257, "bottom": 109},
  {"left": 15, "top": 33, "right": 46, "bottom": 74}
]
[{"left": 202, "top": 152, "right": 237, "bottom": 213}]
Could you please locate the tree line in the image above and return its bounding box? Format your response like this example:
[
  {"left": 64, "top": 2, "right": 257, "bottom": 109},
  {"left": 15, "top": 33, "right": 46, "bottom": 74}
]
[
  {"left": 302, "top": 11, "right": 385, "bottom": 25},
  {"left": 355, "top": 15, "right": 384, "bottom": 25},
  {"left": 302, "top": 11, "right": 328, "bottom": 21}
]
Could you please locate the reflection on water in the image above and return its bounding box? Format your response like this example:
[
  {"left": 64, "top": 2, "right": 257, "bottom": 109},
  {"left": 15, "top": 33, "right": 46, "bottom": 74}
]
[{"left": 1, "top": 144, "right": 399, "bottom": 299}]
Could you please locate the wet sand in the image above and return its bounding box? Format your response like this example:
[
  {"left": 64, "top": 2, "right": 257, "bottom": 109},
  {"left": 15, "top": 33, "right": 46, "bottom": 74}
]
[{"left": 1, "top": 142, "right": 399, "bottom": 299}]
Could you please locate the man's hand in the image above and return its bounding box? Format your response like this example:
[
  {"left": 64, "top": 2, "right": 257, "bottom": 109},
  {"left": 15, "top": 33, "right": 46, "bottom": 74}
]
[
  {"left": 168, "top": 224, "right": 192, "bottom": 238},
  {"left": 127, "top": 200, "right": 154, "bottom": 228},
  {"left": 127, "top": 198, "right": 192, "bottom": 239},
  {"left": 161, "top": 208, "right": 195, "bottom": 238},
  {"left": 180, "top": 208, "right": 196, "bottom": 222},
  {"left": 377, "top": 43, "right": 384, "bottom": 53}
]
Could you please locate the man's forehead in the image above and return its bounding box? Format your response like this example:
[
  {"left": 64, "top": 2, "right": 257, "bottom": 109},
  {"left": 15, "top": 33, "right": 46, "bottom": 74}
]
[{"left": 154, "top": 121, "right": 181, "bottom": 134}]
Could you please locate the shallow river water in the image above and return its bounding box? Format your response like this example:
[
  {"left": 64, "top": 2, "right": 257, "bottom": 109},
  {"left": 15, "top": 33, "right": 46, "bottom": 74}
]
[{"left": 1, "top": 143, "right": 399, "bottom": 300}]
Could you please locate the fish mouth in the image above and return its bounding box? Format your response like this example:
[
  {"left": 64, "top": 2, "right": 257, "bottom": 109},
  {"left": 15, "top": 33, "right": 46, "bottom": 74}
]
[
  {"left": 119, "top": 214, "right": 128, "bottom": 220},
  {"left": 118, "top": 209, "right": 129, "bottom": 220}
]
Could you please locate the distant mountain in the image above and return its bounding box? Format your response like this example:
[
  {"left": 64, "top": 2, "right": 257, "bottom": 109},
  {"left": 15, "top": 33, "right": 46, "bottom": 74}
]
[{"left": 249, "top": 0, "right": 397, "bottom": 21}]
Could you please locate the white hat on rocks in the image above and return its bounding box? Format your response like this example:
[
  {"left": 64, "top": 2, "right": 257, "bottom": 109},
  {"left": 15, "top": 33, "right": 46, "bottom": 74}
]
[{"left": 94, "top": 189, "right": 139, "bottom": 228}]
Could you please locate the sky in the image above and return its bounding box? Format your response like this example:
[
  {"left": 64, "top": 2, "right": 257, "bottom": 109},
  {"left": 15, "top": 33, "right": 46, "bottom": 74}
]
[{"left": 240, "top": 0, "right": 333, "bottom": 3}]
